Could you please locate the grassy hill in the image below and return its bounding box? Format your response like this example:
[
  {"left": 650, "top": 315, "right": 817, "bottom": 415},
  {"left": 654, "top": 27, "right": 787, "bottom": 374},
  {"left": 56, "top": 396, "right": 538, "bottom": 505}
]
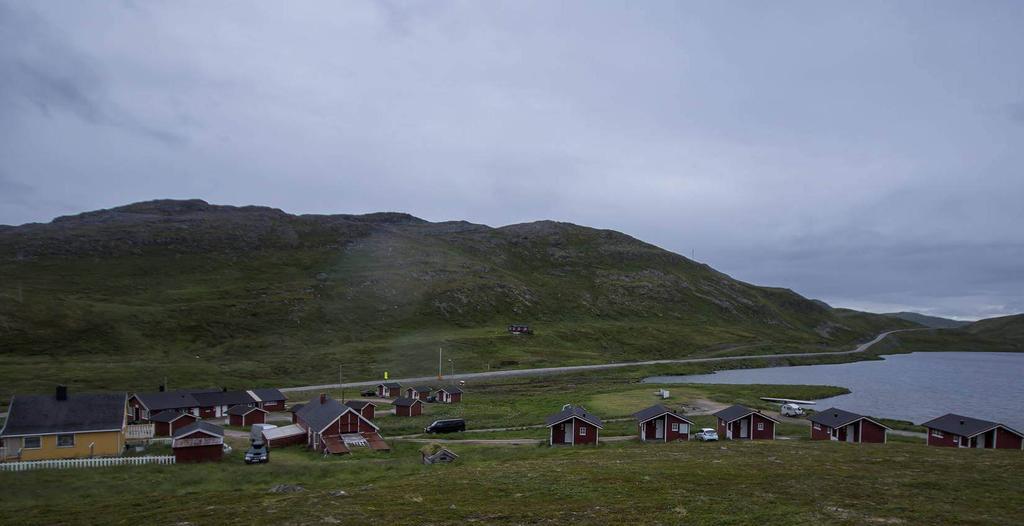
[
  {"left": 883, "top": 311, "right": 970, "bottom": 329},
  {"left": 0, "top": 199, "right": 912, "bottom": 394},
  {"left": 874, "top": 314, "right": 1024, "bottom": 355}
]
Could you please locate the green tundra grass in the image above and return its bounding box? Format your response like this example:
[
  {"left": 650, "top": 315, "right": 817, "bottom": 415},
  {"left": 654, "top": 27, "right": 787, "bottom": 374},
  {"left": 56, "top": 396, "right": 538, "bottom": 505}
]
[{"left": 2, "top": 440, "right": 1021, "bottom": 525}]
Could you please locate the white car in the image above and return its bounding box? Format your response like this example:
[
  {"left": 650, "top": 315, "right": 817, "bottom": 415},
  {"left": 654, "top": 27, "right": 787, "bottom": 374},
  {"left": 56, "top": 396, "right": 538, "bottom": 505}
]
[
  {"left": 780, "top": 403, "right": 805, "bottom": 417},
  {"left": 694, "top": 428, "right": 719, "bottom": 441}
]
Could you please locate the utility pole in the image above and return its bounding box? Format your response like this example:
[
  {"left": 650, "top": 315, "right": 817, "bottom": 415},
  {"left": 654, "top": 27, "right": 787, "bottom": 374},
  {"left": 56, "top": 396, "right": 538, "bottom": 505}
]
[
  {"left": 437, "top": 348, "right": 443, "bottom": 381},
  {"left": 339, "top": 364, "right": 344, "bottom": 402}
]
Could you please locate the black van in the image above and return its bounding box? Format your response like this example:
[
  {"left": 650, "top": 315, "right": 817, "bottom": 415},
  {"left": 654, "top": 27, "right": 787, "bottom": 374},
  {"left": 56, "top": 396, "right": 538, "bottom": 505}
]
[{"left": 424, "top": 418, "right": 466, "bottom": 434}]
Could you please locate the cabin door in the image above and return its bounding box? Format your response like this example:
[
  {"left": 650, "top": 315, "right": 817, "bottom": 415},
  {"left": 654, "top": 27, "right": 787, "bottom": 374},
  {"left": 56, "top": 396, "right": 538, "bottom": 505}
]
[
  {"left": 739, "top": 419, "right": 749, "bottom": 439},
  {"left": 564, "top": 423, "right": 572, "bottom": 443},
  {"left": 655, "top": 419, "right": 665, "bottom": 439}
]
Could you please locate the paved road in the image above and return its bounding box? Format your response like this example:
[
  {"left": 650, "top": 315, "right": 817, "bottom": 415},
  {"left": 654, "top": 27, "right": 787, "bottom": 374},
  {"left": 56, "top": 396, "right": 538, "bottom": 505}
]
[{"left": 281, "top": 329, "right": 923, "bottom": 394}]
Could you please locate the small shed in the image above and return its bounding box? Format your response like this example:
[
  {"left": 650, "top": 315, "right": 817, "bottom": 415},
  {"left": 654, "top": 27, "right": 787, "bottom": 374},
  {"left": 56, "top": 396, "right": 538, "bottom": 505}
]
[
  {"left": 406, "top": 385, "right": 434, "bottom": 401},
  {"left": 172, "top": 421, "right": 224, "bottom": 463},
  {"left": 228, "top": 405, "right": 268, "bottom": 428},
  {"left": 393, "top": 397, "right": 423, "bottom": 417},
  {"left": 546, "top": 405, "right": 603, "bottom": 446},
  {"left": 507, "top": 324, "right": 533, "bottom": 335},
  {"left": 809, "top": 408, "right": 890, "bottom": 444},
  {"left": 150, "top": 411, "right": 198, "bottom": 437},
  {"left": 633, "top": 404, "right": 694, "bottom": 442},
  {"left": 922, "top": 413, "right": 1024, "bottom": 449},
  {"left": 377, "top": 382, "right": 402, "bottom": 398},
  {"left": 714, "top": 405, "right": 779, "bottom": 440},
  {"left": 344, "top": 400, "right": 376, "bottom": 420},
  {"left": 262, "top": 424, "right": 307, "bottom": 448},
  {"left": 436, "top": 385, "right": 463, "bottom": 404},
  {"left": 421, "top": 444, "right": 459, "bottom": 465},
  {"left": 289, "top": 403, "right": 306, "bottom": 424}
]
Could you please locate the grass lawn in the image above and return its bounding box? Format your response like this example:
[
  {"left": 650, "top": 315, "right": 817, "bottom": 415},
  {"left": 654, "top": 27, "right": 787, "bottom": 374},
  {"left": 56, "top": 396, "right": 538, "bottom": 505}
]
[{"left": 2, "top": 440, "right": 1021, "bottom": 525}]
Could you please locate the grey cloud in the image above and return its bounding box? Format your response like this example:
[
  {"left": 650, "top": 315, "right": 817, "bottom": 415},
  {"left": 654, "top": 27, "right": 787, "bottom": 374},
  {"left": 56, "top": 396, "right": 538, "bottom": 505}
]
[{"left": 0, "top": 2, "right": 184, "bottom": 145}]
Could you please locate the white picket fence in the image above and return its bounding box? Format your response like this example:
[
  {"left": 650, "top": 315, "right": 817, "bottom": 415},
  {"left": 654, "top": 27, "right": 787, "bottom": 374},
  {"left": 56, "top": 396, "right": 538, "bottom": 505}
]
[{"left": 0, "top": 455, "right": 175, "bottom": 472}]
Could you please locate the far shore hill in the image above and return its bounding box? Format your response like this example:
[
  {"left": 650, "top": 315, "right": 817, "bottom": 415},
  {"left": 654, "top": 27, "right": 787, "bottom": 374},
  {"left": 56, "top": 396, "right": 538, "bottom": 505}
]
[{"left": 0, "top": 199, "right": 1020, "bottom": 395}]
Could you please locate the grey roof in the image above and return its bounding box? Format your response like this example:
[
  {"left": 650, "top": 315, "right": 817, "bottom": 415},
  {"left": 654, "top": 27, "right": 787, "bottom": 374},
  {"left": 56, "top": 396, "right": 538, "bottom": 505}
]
[
  {"left": 713, "top": 405, "right": 780, "bottom": 424},
  {"left": 149, "top": 410, "right": 194, "bottom": 423},
  {"left": 392, "top": 397, "right": 422, "bottom": 407},
  {"left": 344, "top": 400, "right": 376, "bottom": 410},
  {"left": 295, "top": 396, "right": 377, "bottom": 432},
  {"left": 633, "top": 404, "right": 693, "bottom": 424},
  {"left": 808, "top": 408, "right": 887, "bottom": 429},
  {"left": 227, "top": 405, "right": 265, "bottom": 416},
  {"left": 1, "top": 392, "right": 126, "bottom": 436},
  {"left": 545, "top": 405, "right": 604, "bottom": 428},
  {"left": 437, "top": 385, "right": 463, "bottom": 394},
  {"left": 132, "top": 390, "right": 200, "bottom": 411},
  {"left": 250, "top": 388, "right": 287, "bottom": 402},
  {"left": 191, "top": 390, "right": 255, "bottom": 407},
  {"left": 922, "top": 413, "right": 1023, "bottom": 438},
  {"left": 379, "top": 382, "right": 402, "bottom": 389},
  {"left": 173, "top": 420, "right": 224, "bottom": 439},
  {"left": 409, "top": 385, "right": 434, "bottom": 392},
  {"left": 289, "top": 403, "right": 306, "bottom": 413}
]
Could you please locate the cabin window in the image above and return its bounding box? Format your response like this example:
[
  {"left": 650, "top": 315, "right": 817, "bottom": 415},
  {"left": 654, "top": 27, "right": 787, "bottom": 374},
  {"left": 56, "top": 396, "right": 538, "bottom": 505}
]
[
  {"left": 671, "top": 422, "right": 679, "bottom": 432},
  {"left": 813, "top": 424, "right": 821, "bottom": 430},
  {"left": 57, "top": 434, "right": 75, "bottom": 448},
  {"left": 931, "top": 430, "right": 944, "bottom": 438},
  {"left": 23, "top": 436, "right": 41, "bottom": 449},
  {"left": 579, "top": 426, "right": 587, "bottom": 436},
  {"left": 757, "top": 422, "right": 764, "bottom": 431}
]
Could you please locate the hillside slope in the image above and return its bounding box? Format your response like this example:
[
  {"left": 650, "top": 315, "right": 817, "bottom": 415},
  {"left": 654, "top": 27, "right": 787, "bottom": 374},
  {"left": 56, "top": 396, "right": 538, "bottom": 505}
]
[
  {"left": 877, "top": 314, "right": 1024, "bottom": 355},
  {"left": 883, "top": 312, "right": 970, "bottom": 329},
  {"left": 0, "top": 200, "right": 911, "bottom": 393}
]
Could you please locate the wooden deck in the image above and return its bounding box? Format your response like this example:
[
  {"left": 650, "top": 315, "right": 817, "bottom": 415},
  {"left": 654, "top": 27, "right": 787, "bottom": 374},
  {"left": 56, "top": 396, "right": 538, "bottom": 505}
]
[
  {"left": 361, "top": 432, "right": 391, "bottom": 451},
  {"left": 322, "top": 435, "right": 350, "bottom": 455}
]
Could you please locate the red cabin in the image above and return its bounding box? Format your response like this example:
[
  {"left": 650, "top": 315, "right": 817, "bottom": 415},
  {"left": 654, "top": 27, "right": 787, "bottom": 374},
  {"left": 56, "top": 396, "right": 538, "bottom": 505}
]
[
  {"left": 633, "top": 404, "right": 694, "bottom": 442},
  {"left": 377, "top": 382, "right": 402, "bottom": 398},
  {"left": 344, "top": 400, "right": 377, "bottom": 420},
  {"left": 392, "top": 397, "right": 423, "bottom": 417},
  {"left": 546, "top": 405, "right": 603, "bottom": 446},
  {"left": 714, "top": 405, "right": 778, "bottom": 440},
  {"left": 246, "top": 388, "right": 287, "bottom": 412},
  {"left": 922, "top": 413, "right": 1024, "bottom": 449},
  {"left": 436, "top": 385, "right": 463, "bottom": 404},
  {"left": 405, "top": 386, "right": 433, "bottom": 401},
  {"left": 172, "top": 421, "right": 224, "bottom": 463},
  {"left": 227, "top": 405, "right": 268, "bottom": 428},
  {"left": 149, "top": 411, "right": 198, "bottom": 437},
  {"left": 809, "top": 408, "right": 889, "bottom": 444}
]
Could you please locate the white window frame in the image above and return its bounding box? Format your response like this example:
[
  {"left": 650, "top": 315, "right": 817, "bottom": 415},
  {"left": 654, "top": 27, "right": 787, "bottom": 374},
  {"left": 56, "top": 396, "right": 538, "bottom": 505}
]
[
  {"left": 813, "top": 423, "right": 821, "bottom": 430},
  {"left": 931, "top": 430, "right": 944, "bottom": 438},
  {"left": 23, "top": 436, "right": 42, "bottom": 449},
  {"left": 670, "top": 422, "right": 679, "bottom": 432},
  {"left": 757, "top": 422, "right": 764, "bottom": 431},
  {"left": 579, "top": 426, "right": 587, "bottom": 436},
  {"left": 56, "top": 434, "right": 76, "bottom": 448}
]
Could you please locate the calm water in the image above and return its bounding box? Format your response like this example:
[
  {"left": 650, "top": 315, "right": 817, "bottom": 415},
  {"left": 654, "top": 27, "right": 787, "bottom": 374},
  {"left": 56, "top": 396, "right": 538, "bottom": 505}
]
[{"left": 644, "top": 352, "right": 1024, "bottom": 429}]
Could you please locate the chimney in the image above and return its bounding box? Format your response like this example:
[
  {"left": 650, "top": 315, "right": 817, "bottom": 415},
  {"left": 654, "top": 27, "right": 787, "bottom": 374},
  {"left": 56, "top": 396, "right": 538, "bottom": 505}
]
[
  {"left": 960, "top": 420, "right": 965, "bottom": 426},
  {"left": 320, "top": 393, "right": 327, "bottom": 405},
  {"left": 56, "top": 385, "right": 68, "bottom": 401},
  {"left": 159, "top": 384, "right": 165, "bottom": 392}
]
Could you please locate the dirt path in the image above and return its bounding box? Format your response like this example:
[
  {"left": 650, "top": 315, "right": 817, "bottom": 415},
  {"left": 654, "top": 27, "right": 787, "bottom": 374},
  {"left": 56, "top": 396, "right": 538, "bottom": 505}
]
[{"left": 280, "top": 329, "right": 925, "bottom": 394}]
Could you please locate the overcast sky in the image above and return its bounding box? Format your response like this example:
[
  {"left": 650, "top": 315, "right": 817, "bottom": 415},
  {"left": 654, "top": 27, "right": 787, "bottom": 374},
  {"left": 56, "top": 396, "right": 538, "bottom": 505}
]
[{"left": 2, "top": 1, "right": 1022, "bottom": 320}]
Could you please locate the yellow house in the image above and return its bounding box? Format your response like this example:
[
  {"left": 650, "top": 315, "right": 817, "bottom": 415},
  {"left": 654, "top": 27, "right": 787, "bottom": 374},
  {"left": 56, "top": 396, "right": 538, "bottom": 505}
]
[{"left": 0, "top": 387, "right": 127, "bottom": 462}]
